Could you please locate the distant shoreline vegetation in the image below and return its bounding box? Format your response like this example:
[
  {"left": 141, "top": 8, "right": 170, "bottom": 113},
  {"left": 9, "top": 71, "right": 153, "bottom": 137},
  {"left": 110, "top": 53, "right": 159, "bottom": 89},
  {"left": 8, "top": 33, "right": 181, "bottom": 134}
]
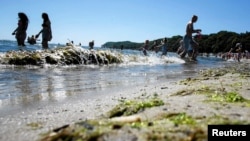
[
  {"left": 102, "top": 30, "right": 250, "bottom": 54},
  {"left": 1, "top": 30, "right": 249, "bottom": 54}
]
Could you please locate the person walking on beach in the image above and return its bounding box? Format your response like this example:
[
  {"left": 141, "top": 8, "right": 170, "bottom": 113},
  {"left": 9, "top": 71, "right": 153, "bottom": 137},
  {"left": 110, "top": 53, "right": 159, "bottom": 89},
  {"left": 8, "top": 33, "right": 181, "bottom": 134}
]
[
  {"left": 228, "top": 42, "right": 242, "bottom": 62},
  {"left": 12, "top": 12, "right": 29, "bottom": 46},
  {"left": 179, "top": 15, "right": 202, "bottom": 61},
  {"left": 35, "top": 13, "right": 52, "bottom": 49},
  {"left": 150, "top": 40, "right": 159, "bottom": 53},
  {"left": 89, "top": 40, "right": 94, "bottom": 50},
  {"left": 141, "top": 40, "right": 149, "bottom": 56},
  {"left": 235, "top": 43, "right": 243, "bottom": 62},
  {"left": 177, "top": 39, "right": 184, "bottom": 55},
  {"left": 153, "top": 37, "right": 168, "bottom": 56},
  {"left": 160, "top": 37, "right": 168, "bottom": 56},
  {"left": 120, "top": 44, "right": 124, "bottom": 50}
]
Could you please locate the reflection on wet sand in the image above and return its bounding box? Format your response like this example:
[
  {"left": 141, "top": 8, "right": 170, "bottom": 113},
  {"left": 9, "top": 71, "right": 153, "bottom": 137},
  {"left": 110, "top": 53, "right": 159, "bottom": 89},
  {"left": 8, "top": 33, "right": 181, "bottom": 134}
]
[{"left": 0, "top": 66, "right": 133, "bottom": 111}]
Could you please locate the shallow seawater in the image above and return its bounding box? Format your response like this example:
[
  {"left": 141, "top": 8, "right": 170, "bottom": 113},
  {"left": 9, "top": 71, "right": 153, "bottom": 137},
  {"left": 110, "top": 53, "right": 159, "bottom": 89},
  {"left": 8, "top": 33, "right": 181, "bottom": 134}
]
[{"left": 0, "top": 41, "right": 228, "bottom": 115}]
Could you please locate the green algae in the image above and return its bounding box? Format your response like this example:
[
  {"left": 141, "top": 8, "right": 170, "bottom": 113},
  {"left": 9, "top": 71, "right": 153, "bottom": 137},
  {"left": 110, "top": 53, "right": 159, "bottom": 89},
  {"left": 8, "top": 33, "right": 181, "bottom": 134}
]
[
  {"left": 168, "top": 113, "right": 196, "bottom": 125},
  {"left": 178, "top": 77, "right": 197, "bottom": 85},
  {"left": 209, "top": 91, "right": 246, "bottom": 103},
  {"left": 175, "top": 79, "right": 250, "bottom": 104},
  {"left": 190, "top": 83, "right": 248, "bottom": 103},
  {"left": 181, "top": 87, "right": 249, "bottom": 105},
  {"left": 206, "top": 114, "right": 249, "bottom": 125},
  {"left": 40, "top": 111, "right": 250, "bottom": 141},
  {"left": 200, "top": 69, "right": 230, "bottom": 77},
  {"left": 27, "top": 122, "right": 43, "bottom": 130},
  {"left": 199, "top": 65, "right": 250, "bottom": 78},
  {"left": 107, "top": 98, "right": 164, "bottom": 118}
]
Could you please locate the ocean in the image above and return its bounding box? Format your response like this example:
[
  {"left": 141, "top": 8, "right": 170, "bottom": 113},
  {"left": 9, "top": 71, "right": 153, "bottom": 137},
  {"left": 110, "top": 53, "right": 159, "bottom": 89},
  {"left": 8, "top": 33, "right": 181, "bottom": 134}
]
[{"left": 0, "top": 40, "right": 230, "bottom": 115}]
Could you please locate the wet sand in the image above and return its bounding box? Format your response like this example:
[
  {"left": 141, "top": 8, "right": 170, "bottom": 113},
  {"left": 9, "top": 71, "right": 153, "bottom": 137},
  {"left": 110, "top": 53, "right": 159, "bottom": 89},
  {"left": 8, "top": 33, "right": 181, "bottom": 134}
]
[{"left": 1, "top": 61, "right": 250, "bottom": 141}]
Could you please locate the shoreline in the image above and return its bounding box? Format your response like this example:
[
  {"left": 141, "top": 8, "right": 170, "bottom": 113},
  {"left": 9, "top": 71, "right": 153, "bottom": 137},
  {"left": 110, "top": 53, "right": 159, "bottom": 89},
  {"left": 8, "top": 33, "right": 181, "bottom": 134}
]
[{"left": 1, "top": 61, "right": 250, "bottom": 141}]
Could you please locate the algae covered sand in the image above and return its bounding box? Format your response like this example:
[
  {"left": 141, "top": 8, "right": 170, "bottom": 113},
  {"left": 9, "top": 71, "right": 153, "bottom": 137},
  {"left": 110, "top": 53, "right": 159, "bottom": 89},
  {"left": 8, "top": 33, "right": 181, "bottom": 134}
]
[{"left": 39, "top": 62, "right": 250, "bottom": 141}]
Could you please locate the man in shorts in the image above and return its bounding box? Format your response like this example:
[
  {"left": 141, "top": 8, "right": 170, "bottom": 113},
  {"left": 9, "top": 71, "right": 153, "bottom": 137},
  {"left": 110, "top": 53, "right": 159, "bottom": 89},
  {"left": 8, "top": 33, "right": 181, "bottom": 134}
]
[{"left": 180, "top": 15, "right": 202, "bottom": 61}]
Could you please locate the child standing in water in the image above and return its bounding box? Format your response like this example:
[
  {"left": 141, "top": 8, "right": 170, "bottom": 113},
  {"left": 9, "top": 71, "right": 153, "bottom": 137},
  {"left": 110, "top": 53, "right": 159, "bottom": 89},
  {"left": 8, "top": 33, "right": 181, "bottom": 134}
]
[
  {"left": 154, "top": 37, "right": 168, "bottom": 57},
  {"left": 150, "top": 40, "right": 159, "bottom": 53}
]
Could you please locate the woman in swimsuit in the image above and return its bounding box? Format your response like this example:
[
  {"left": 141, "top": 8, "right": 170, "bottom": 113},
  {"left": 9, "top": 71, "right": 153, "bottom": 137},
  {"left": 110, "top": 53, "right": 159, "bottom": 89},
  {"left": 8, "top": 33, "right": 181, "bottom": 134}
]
[{"left": 12, "top": 12, "right": 29, "bottom": 46}]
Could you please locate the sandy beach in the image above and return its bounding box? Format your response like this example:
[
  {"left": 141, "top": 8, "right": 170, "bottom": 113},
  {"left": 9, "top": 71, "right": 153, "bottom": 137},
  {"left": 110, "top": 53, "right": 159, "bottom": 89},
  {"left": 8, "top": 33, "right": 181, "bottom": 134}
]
[{"left": 1, "top": 61, "right": 250, "bottom": 141}]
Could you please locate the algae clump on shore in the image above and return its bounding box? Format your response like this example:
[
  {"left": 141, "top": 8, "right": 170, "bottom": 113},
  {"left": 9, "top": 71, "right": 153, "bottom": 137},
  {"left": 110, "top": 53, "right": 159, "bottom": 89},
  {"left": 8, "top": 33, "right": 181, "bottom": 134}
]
[
  {"left": 107, "top": 98, "right": 164, "bottom": 118},
  {"left": 209, "top": 91, "right": 247, "bottom": 103}
]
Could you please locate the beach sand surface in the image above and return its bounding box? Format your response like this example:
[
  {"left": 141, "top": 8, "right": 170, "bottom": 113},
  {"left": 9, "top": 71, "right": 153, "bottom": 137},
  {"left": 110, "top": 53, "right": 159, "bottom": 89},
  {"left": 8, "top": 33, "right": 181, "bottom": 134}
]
[{"left": 1, "top": 62, "right": 250, "bottom": 141}]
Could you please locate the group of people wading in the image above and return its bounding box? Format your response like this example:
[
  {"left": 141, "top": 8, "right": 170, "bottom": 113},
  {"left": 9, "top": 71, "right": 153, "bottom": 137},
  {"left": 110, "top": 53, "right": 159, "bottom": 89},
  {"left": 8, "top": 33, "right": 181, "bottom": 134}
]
[
  {"left": 13, "top": 13, "right": 245, "bottom": 62},
  {"left": 12, "top": 12, "right": 52, "bottom": 49},
  {"left": 141, "top": 15, "right": 202, "bottom": 61},
  {"left": 12, "top": 12, "right": 202, "bottom": 60}
]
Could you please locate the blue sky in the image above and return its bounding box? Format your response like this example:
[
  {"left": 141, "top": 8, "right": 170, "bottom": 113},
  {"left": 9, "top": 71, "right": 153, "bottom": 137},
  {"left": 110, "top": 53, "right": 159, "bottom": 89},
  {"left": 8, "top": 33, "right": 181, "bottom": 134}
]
[{"left": 0, "top": 0, "right": 249, "bottom": 46}]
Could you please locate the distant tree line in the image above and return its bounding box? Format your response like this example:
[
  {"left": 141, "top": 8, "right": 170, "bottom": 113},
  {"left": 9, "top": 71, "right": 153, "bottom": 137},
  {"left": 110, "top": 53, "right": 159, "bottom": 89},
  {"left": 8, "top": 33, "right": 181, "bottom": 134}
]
[{"left": 102, "top": 31, "right": 250, "bottom": 53}]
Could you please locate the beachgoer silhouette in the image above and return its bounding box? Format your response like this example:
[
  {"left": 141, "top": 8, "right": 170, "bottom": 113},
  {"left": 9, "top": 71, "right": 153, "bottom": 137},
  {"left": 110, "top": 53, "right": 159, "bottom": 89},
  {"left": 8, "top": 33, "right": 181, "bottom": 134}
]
[
  {"left": 89, "top": 40, "right": 94, "bottom": 50},
  {"left": 12, "top": 12, "right": 29, "bottom": 46},
  {"left": 27, "top": 35, "right": 37, "bottom": 45},
  {"left": 153, "top": 38, "right": 168, "bottom": 56},
  {"left": 235, "top": 43, "right": 243, "bottom": 62},
  {"left": 141, "top": 40, "right": 149, "bottom": 56},
  {"left": 160, "top": 37, "right": 168, "bottom": 56},
  {"left": 35, "top": 13, "right": 52, "bottom": 49},
  {"left": 177, "top": 39, "right": 184, "bottom": 55},
  {"left": 180, "top": 15, "right": 202, "bottom": 61},
  {"left": 150, "top": 40, "right": 159, "bottom": 53},
  {"left": 228, "top": 43, "right": 242, "bottom": 62}
]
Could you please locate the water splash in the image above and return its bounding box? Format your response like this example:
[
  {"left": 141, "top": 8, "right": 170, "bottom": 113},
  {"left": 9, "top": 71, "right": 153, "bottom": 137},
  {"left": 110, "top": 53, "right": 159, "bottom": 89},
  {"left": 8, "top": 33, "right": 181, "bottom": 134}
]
[
  {"left": 0, "top": 44, "right": 185, "bottom": 66},
  {"left": 0, "top": 46, "right": 123, "bottom": 66},
  {"left": 121, "top": 52, "right": 185, "bottom": 66}
]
